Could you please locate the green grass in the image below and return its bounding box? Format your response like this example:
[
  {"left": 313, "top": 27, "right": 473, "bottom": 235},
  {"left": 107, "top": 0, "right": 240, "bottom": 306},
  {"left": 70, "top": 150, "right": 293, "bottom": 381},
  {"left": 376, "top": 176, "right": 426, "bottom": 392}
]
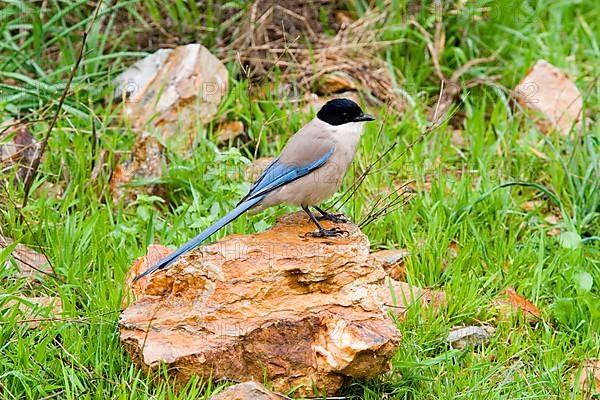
[{"left": 0, "top": 0, "right": 598, "bottom": 399}]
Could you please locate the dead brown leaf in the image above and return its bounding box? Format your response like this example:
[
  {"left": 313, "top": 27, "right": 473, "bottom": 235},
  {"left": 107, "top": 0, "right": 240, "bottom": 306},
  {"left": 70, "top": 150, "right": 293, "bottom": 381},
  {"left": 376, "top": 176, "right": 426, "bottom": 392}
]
[
  {"left": 544, "top": 213, "right": 563, "bottom": 237},
  {"left": 0, "top": 236, "right": 53, "bottom": 281},
  {"left": 573, "top": 359, "right": 600, "bottom": 397},
  {"left": 446, "top": 241, "right": 461, "bottom": 259},
  {"left": 492, "top": 287, "right": 541, "bottom": 322},
  {"left": 2, "top": 296, "right": 62, "bottom": 328},
  {"left": 451, "top": 129, "right": 466, "bottom": 147},
  {"left": 334, "top": 10, "right": 355, "bottom": 27},
  {"left": 0, "top": 119, "right": 39, "bottom": 181}
]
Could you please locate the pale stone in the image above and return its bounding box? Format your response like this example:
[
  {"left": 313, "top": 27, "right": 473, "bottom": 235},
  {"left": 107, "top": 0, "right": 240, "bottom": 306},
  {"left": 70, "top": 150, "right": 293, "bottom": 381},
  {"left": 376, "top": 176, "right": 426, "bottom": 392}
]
[{"left": 515, "top": 60, "right": 582, "bottom": 136}]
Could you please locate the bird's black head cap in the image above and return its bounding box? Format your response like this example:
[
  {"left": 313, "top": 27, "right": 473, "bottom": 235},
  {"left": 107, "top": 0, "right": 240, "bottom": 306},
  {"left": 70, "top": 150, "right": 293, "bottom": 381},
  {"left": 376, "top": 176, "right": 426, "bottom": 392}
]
[{"left": 317, "top": 98, "right": 375, "bottom": 126}]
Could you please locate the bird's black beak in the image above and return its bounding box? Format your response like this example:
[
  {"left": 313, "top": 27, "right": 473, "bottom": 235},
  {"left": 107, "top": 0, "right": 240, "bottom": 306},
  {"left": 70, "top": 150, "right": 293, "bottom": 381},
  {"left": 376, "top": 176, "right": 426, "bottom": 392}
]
[{"left": 353, "top": 113, "right": 375, "bottom": 122}]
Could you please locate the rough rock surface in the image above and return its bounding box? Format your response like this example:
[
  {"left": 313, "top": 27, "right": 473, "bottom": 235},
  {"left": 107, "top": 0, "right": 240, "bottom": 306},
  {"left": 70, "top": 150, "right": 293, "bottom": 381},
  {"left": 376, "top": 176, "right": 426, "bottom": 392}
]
[
  {"left": 118, "top": 43, "right": 227, "bottom": 138},
  {"left": 515, "top": 60, "right": 582, "bottom": 136},
  {"left": 208, "top": 382, "right": 287, "bottom": 400},
  {"left": 120, "top": 212, "right": 443, "bottom": 395}
]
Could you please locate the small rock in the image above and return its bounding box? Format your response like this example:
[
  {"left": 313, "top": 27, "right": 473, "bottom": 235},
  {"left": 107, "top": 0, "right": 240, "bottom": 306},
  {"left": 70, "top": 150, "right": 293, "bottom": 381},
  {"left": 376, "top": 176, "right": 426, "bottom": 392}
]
[
  {"left": 118, "top": 44, "right": 228, "bottom": 139},
  {"left": 2, "top": 296, "right": 62, "bottom": 329},
  {"left": 109, "top": 133, "right": 166, "bottom": 204},
  {"left": 216, "top": 121, "right": 245, "bottom": 144},
  {"left": 372, "top": 249, "right": 410, "bottom": 281},
  {"left": 514, "top": 60, "right": 582, "bottom": 136},
  {"left": 447, "top": 325, "right": 495, "bottom": 350},
  {"left": 0, "top": 236, "right": 52, "bottom": 281},
  {"left": 209, "top": 382, "right": 287, "bottom": 400}
]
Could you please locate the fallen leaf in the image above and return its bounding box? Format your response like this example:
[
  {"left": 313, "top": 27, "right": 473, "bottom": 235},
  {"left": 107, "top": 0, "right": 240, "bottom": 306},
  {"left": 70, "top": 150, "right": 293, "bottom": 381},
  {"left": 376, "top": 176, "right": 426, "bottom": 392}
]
[
  {"left": 446, "top": 241, "right": 461, "bottom": 260},
  {"left": 0, "top": 119, "right": 39, "bottom": 181},
  {"left": 0, "top": 236, "right": 52, "bottom": 281},
  {"left": 544, "top": 213, "right": 562, "bottom": 237},
  {"left": 492, "top": 287, "right": 541, "bottom": 322},
  {"left": 573, "top": 359, "right": 600, "bottom": 396},
  {"left": 2, "top": 296, "right": 62, "bottom": 328},
  {"left": 514, "top": 60, "right": 583, "bottom": 136},
  {"left": 447, "top": 325, "right": 496, "bottom": 350}
]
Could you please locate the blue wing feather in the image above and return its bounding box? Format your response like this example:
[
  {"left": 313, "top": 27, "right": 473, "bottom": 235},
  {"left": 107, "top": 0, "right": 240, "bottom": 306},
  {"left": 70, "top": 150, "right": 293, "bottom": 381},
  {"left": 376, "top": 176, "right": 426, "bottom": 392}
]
[{"left": 238, "top": 147, "right": 334, "bottom": 205}]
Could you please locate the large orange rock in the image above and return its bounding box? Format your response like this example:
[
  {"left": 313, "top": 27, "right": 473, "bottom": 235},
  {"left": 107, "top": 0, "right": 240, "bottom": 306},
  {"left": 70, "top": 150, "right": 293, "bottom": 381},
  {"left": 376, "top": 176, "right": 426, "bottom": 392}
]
[{"left": 120, "top": 212, "right": 442, "bottom": 395}]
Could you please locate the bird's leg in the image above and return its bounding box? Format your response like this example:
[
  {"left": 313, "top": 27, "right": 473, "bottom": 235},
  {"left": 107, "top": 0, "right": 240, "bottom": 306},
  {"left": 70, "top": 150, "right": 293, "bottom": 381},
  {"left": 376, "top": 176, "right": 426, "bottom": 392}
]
[
  {"left": 302, "top": 206, "right": 348, "bottom": 238},
  {"left": 313, "top": 206, "right": 351, "bottom": 223}
]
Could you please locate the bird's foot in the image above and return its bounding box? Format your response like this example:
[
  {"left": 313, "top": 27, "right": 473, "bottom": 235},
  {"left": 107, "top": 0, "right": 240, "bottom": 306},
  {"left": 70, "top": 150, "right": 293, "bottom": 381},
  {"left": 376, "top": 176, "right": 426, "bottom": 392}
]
[
  {"left": 316, "top": 211, "right": 351, "bottom": 224},
  {"left": 305, "top": 227, "right": 349, "bottom": 238}
]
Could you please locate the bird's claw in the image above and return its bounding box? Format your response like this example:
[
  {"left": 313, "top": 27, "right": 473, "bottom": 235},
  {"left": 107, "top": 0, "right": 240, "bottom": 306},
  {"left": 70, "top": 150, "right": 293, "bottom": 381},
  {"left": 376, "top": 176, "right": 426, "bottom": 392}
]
[
  {"left": 317, "top": 212, "right": 351, "bottom": 224},
  {"left": 305, "top": 227, "right": 349, "bottom": 238}
]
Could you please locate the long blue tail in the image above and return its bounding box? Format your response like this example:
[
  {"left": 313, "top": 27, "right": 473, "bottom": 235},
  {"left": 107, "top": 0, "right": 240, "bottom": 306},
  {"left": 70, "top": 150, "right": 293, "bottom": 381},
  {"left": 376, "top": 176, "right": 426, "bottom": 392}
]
[{"left": 132, "top": 195, "right": 265, "bottom": 282}]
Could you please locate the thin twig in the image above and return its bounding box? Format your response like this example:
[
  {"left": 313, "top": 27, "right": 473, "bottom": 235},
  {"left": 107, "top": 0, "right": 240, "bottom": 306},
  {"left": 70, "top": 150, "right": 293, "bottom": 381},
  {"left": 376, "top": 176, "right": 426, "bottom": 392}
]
[{"left": 21, "top": 1, "right": 103, "bottom": 209}]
